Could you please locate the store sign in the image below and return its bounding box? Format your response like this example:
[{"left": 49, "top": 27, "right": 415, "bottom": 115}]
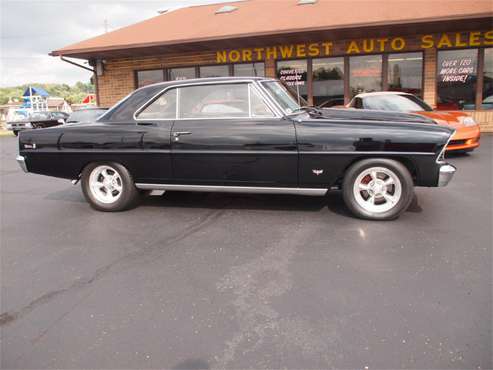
[
  {"left": 278, "top": 68, "right": 305, "bottom": 87},
  {"left": 216, "top": 30, "right": 493, "bottom": 63},
  {"left": 438, "top": 57, "right": 476, "bottom": 83}
]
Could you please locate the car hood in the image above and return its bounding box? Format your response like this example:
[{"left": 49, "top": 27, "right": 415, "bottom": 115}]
[
  {"left": 413, "top": 111, "right": 469, "bottom": 128},
  {"left": 317, "top": 108, "right": 436, "bottom": 124}
]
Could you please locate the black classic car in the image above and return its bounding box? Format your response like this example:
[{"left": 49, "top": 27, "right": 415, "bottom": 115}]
[
  {"left": 16, "top": 77, "right": 456, "bottom": 220},
  {"left": 7, "top": 111, "right": 69, "bottom": 136}
]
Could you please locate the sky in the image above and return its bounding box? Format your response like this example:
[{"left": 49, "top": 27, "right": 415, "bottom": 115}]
[{"left": 0, "top": 0, "right": 234, "bottom": 87}]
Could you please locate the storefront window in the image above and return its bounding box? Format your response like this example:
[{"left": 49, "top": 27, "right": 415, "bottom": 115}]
[
  {"left": 388, "top": 52, "right": 423, "bottom": 96},
  {"left": 169, "top": 67, "right": 196, "bottom": 80},
  {"left": 233, "top": 63, "right": 265, "bottom": 77},
  {"left": 482, "top": 48, "right": 493, "bottom": 110},
  {"left": 199, "top": 65, "right": 230, "bottom": 78},
  {"left": 276, "top": 60, "right": 308, "bottom": 101},
  {"left": 312, "top": 57, "right": 344, "bottom": 107},
  {"left": 349, "top": 55, "right": 382, "bottom": 98},
  {"left": 437, "top": 49, "right": 478, "bottom": 110},
  {"left": 136, "top": 69, "right": 165, "bottom": 88}
]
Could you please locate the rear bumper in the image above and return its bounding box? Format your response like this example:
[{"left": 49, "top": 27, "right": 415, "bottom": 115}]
[
  {"left": 16, "top": 155, "right": 28, "bottom": 173},
  {"left": 438, "top": 163, "right": 456, "bottom": 187}
]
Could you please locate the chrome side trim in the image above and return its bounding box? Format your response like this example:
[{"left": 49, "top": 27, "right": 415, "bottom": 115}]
[
  {"left": 299, "top": 151, "right": 436, "bottom": 156},
  {"left": 438, "top": 164, "right": 456, "bottom": 187},
  {"left": 437, "top": 129, "right": 456, "bottom": 163},
  {"left": 16, "top": 155, "right": 28, "bottom": 173},
  {"left": 134, "top": 183, "right": 328, "bottom": 196}
]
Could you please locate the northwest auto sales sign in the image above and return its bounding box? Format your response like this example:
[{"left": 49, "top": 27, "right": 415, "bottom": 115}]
[{"left": 216, "top": 30, "right": 493, "bottom": 63}]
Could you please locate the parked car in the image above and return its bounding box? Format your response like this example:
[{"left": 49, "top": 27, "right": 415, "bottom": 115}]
[
  {"left": 16, "top": 77, "right": 456, "bottom": 220},
  {"left": 348, "top": 92, "right": 480, "bottom": 152},
  {"left": 66, "top": 107, "right": 108, "bottom": 124},
  {"left": 7, "top": 111, "right": 69, "bottom": 136},
  {"left": 463, "top": 95, "right": 493, "bottom": 110}
]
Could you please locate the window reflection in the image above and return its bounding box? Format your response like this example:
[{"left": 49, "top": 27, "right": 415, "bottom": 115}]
[
  {"left": 136, "top": 70, "right": 165, "bottom": 88},
  {"left": 312, "top": 57, "right": 344, "bottom": 107},
  {"left": 349, "top": 55, "right": 382, "bottom": 98},
  {"left": 199, "top": 65, "right": 230, "bottom": 78},
  {"left": 388, "top": 52, "right": 423, "bottom": 96},
  {"left": 481, "top": 48, "right": 493, "bottom": 110},
  {"left": 234, "top": 63, "right": 265, "bottom": 77},
  {"left": 169, "top": 67, "right": 196, "bottom": 80}
]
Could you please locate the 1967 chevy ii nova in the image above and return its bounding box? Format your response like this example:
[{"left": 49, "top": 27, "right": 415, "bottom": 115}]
[{"left": 16, "top": 77, "right": 456, "bottom": 220}]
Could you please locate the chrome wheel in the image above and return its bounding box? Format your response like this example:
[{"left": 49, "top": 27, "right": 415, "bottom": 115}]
[
  {"left": 88, "top": 165, "right": 123, "bottom": 204},
  {"left": 353, "top": 166, "right": 402, "bottom": 214}
]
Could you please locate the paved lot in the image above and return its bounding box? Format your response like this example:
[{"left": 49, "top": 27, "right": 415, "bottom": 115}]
[{"left": 1, "top": 135, "right": 491, "bottom": 369}]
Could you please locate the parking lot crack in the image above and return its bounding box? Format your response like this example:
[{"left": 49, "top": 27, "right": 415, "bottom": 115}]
[
  {"left": 214, "top": 218, "right": 334, "bottom": 368},
  {"left": 0, "top": 206, "right": 228, "bottom": 328}
]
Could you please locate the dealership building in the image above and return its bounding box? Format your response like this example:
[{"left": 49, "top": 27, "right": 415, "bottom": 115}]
[{"left": 51, "top": 0, "right": 493, "bottom": 130}]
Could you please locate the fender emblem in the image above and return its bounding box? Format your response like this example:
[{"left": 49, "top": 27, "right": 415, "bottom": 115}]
[
  {"left": 312, "top": 169, "right": 323, "bottom": 176},
  {"left": 24, "top": 143, "right": 36, "bottom": 149}
]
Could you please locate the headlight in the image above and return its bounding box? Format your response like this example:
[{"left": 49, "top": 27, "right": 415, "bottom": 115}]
[
  {"left": 461, "top": 116, "right": 477, "bottom": 126},
  {"left": 25, "top": 122, "right": 32, "bottom": 128}
]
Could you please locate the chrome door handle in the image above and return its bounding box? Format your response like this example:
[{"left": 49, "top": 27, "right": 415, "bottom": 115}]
[{"left": 173, "top": 131, "right": 192, "bottom": 137}]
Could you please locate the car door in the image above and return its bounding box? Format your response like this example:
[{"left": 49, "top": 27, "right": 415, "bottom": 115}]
[
  {"left": 170, "top": 82, "right": 298, "bottom": 187},
  {"left": 134, "top": 88, "right": 177, "bottom": 183}
]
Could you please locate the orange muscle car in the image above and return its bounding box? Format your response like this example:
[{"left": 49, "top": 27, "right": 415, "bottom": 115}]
[{"left": 346, "top": 92, "right": 480, "bottom": 152}]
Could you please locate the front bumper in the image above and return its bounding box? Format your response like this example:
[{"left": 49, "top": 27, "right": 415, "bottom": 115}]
[
  {"left": 438, "top": 163, "right": 456, "bottom": 187},
  {"left": 16, "top": 155, "right": 28, "bottom": 173},
  {"left": 7, "top": 123, "right": 28, "bottom": 132},
  {"left": 447, "top": 126, "right": 481, "bottom": 151}
]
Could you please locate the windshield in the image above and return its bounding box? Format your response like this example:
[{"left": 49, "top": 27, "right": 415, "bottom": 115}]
[
  {"left": 261, "top": 81, "right": 303, "bottom": 114},
  {"left": 67, "top": 109, "right": 107, "bottom": 123},
  {"left": 363, "top": 94, "right": 433, "bottom": 112}
]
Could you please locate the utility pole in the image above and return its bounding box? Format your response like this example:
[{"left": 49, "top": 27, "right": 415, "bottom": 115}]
[{"left": 104, "top": 19, "right": 108, "bottom": 33}]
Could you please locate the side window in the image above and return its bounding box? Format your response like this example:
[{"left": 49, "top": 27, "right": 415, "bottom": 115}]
[
  {"left": 249, "top": 86, "right": 275, "bottom": 118},
  {"left": 178, "top": 84, "right": 249, "bottom": 118},
  {"left": 136, "top": 89, "right": 177, "bottom": 119}
]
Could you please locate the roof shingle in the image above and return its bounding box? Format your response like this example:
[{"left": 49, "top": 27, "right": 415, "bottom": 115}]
[{"left": 51, "top": 0, "right": 493, "bottom": 57}]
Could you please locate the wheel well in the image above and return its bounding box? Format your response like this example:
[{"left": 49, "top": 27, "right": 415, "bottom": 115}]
[
  {"left": 77, "top": 160, "right": 128, "bottom": 180},
  {"left": 335, "top": 156, "right": 418, "bottom": 186}
]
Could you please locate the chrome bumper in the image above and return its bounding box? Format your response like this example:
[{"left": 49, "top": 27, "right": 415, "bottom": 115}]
[
  {"left": 16, "top": 155, "right": 28, "bottom": 173},
  {"left": 438, "top": 164, "right": 456, "bottom": 187}
]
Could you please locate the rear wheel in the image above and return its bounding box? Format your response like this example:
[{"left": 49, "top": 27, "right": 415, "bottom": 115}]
[
  {"left": 342, "top": 159, "right": 414, "bottom": 220},
  {"left": 81, "top": 162, "right": 140, "bottom": 211}
]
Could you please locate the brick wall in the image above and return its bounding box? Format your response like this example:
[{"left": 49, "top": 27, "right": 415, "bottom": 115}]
[
  {"left": 470, "top": 111, "right": 493, "bottom": 132},
  {"left": 423, "top": 48, "right": 437, "bottom": 109}
]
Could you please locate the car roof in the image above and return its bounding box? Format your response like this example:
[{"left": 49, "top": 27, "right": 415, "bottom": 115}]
[
  {"left": 138, "top": 76, "right": 276, "bottom": 91},
  {"left": 354, "top": 91, "right": 412, "bottom": 98}
]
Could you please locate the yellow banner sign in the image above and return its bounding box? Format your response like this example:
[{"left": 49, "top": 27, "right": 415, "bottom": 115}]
[{"left": 216, "top": 30, "right": 493, "bottom": 63}]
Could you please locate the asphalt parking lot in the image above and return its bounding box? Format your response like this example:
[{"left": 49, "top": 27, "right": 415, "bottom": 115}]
[{"left": 1, "top": 135, "right": 491, "bottom": 369}]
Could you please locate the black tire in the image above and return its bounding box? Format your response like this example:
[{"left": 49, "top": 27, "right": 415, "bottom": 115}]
[
  {"left": 81, "top": 162, "right": 140, "bottom": 212},
  {"left": 342, "top": 158, "right": 414, "bottom": 220}
]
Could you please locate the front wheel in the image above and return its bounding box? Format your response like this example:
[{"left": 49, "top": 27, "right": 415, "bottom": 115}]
[
  {"left": 81, "top": 162, "right": 140, "bottom": 212},
  {"left": 342, "top": 159, "right": 414, "bottom": 220}
]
